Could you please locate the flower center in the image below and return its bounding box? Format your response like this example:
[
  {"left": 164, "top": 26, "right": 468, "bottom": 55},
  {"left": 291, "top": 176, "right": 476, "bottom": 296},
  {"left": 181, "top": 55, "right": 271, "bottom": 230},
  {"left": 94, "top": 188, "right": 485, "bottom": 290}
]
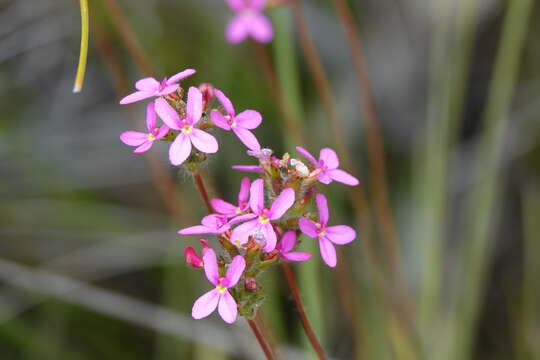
[
  {"left": 230, "top": 118, "right": 237, "bottom": 128},
  {"left": 216, "top": 285, "right": 227, "bottom": 293},
  {"left": 258, "top": 215, "right": 270, "bottom": 224},
  {"left": 318, "top": 229, "right": 326, "bottom": 237},
  {"left": 147, "top": 133, "right": 156, "bottom": 141},
  {"left": 235, "top": 208, "right": 242, "bottom": 214},
  {"left": 182, "top": 125, "right": 193, "bottom": 134}
]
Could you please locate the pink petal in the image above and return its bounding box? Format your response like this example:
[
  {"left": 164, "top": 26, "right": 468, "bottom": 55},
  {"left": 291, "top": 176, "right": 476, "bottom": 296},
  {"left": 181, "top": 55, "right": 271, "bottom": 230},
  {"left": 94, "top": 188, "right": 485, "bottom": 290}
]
[
  {"left": 319, "top": 148, "right": 339, "bottom": 169},
  {"left": 157, "top": 84, "right": 179, "bottom": 96},
  {"left": 133, "top": 141, "right": 153, "bottom": 154},
  {"left": 169, "top": 133, "right": 192, "bottom": 166},
  {"left": 120, "top": 131, "right": 148, "bottom": 146},
  {"left": 210, "top": 111, "right": 232, "bottom": 131},
  {"left": 249, "top": 179, "right": 265, "bottom": 214},
  {"left": 278, "top": 231, "right": 297, "bottom": 253},
  {"left": 319, "top": 237, "right": 337, "bottom": 267},
  {"left": 237, "top": 177, "right": 251, "bottom": 206},
  {"left": 230, "top": 219, "right": 259, "bottom": 245},
  {"left": 229, "top": 213, "right": 257, "bottom": 225},
  {"left": 192, "top": 289, "right": 220, "bottom": 319},
  {"left": 155, "top": 125, "right": 170, "bottom": 139},
  {"left": 233, "top": 128, "right": 261, "bottom": 151},
  {"left": 328, "top": 169, "right": 359, "bottom": 186},
  {"left": 269, "top": 188, "right": 295, "bottom": 220},
  {"left": 262, "top": 223, "right": 277, "bottom": 252},
  {"left": 203, "top": 249, "right": 219, "bottom": 285},
  {"left": 283, "top": 252, "right": 312, "bottom": 262},
  {"left": 315, "top": 193, "right": 329, "bottom": 226},
  {"left": 250, "top": 0, "right": 267, "bottom": 11},
  {"left": 226, "top": 15, "right": 249, "bottom": 44},
  {"left": 145, "top": 102, "right": 157, "bottom": 131},
  {"left": 211, "top": 198, "right": 237, "bottom": 215},
  {"left": 317, "top": 171, "right": 333, "bottom": 185},
  {"left": 218, "top": 291, "right": 238, "bottom": 324},
  {"left": 177, "top": 225, "right": 211, "bottom": 235},
  {"left": 299, "top": 218, "right": 318, "bottom": 238},
  {"left": 190, "top": 129, "right": 219, "bottom": 154},
  {"left": 184, "top": 246, "right": 203, "bottom": 268},
  {"left": 296, "top": 146, "right": 317, "bottom": 165},
  {"left": 214, "top": 89, "right": 235, "bottom": 116},
  {"left": 167, "top": 69, "right": 196, "bottom": 85},
  {"left": 225, "top": 255, "right": 246, "bottom": 287},
  {"left": 325, "top": 225, "right": 356, "bottom": 245},
  {"left": 201, "top": 214, "right": 227, "bottom": 230},
  {"left": 248, "top": 13, "right": 273, "bottom": 43},
  {"left": 232, "top": 165, "right": 263, "bottom": 172},
  {"left": 235, "top": 110, "right": 262, "bottom": 129},
  {"left": 186, "top": 87, "right": 203, "bottom": 125},
  {"left": 155, "top": 98, "right": 181, "bottom": 130},
  {"left": 135, "top": 77, "right": 159, "bottom": 91},
  {"left": 119, "top": 91, "right": 153, "bottom": 105}
]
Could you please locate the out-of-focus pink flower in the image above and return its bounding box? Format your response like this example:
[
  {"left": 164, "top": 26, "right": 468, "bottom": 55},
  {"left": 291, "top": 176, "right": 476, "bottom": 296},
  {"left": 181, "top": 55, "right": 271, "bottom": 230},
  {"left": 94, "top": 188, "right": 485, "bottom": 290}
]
[
  {"left": 299, "top": 193, "right": 356, "bottom": 267},
  {"left": 119, "top": 69, "right": 196, "bottom": 104},
  {"left": 211, "top": 177, "right": 251, "bottom": 217},
  {"left": 210, "top": 89, "right": 262, "bottom": 150},
  {"left": 225, "top": 0, "right": 273, "bottom": 44},
  {"left": 296, "top": 146, "right": 359, "bottom": 186},
  {"left": 155, "top": 87, "right": 219, "bottom": 166},
  {"left": 120, "top": 102, "right": 169, "bottom": 153},
  {"left": 230, "top": 179, "right": 295, "bottom": 252},
  {"left": 276, "top": 231, "right": 312, "bottom": 262},
  {"left": 192, "top": 249, "right": 245, "bottom": 323}
]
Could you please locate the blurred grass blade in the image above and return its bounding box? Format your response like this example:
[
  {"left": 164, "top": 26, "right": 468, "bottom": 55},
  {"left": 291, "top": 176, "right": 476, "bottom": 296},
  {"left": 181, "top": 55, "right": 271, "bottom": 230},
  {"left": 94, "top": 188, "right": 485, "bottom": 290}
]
[
  {"left": 454, "top": 0, "right": 533, "bottom": 357},
  {"left": 73, "top": 0, "right": 89, "bottom": 93}
]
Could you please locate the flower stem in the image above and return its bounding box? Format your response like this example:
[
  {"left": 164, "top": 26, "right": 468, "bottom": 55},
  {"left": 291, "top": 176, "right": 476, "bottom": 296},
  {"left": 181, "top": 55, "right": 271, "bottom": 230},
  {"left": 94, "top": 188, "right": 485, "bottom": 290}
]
[
  {"left": 248, "top": 319, "right": 275, "bottom": 360},
  {"left": 73, "top": 0, "right": 89, "bottom": 93},
  {"left": 193, "top": 173, "right": 213, "bottom": 214},
  {"left": 282, "top": 263, "right": 326, "bottom": 360}
]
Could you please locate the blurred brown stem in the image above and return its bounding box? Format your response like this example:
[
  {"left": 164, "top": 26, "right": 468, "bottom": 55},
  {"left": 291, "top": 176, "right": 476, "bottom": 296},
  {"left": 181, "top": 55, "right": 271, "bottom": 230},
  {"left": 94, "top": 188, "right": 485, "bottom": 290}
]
[
  {"left": 193, "top": 173, "right": 214, "bottom": 214},
  {"left": 282, "top": 263, "right": 326, "bottom": 360},
  {"left": 248, "top": 319, "right": 275, "bottom": 360}
]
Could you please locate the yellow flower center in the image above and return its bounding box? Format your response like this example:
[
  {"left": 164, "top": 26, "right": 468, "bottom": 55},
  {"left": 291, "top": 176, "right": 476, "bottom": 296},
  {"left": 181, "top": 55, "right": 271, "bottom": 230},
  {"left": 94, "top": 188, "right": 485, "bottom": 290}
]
[
  {"left": 259, "top": 215, "right": 270, "bottom": 224},
  {"left": 216, "top": 285, "right": 227, "bottom": 293},
  {"left": 230, "top": 118, "right": 237, "bottom": 129},
  {"left": 318, "top": 230, "right": 326, "bottom": 237},
  {"left": 235, "top": 208, "right": 242, "bottom": 214},
  {"left": 147, "top": 133, "right": 156, "bottom": 141},
  {"left": 182, "top": 125, "right": 193, "bottom": 134}
]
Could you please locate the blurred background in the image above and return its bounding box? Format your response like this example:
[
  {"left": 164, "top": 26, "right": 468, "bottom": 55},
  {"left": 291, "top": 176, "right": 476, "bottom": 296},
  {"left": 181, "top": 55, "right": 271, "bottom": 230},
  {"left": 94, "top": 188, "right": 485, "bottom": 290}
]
[{"left": 1, "top": 0, "right": 539, "bottom": 359}]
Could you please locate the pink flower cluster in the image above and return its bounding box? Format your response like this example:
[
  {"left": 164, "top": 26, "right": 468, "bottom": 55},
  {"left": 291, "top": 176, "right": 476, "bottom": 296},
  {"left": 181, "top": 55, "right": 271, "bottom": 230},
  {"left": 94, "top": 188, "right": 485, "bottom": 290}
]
[
  {"left": 119, "top": 69, "right": 359, "bottom": 324},
  {"left": 119, "top": 69, "right": 263, "bottom": 166}
]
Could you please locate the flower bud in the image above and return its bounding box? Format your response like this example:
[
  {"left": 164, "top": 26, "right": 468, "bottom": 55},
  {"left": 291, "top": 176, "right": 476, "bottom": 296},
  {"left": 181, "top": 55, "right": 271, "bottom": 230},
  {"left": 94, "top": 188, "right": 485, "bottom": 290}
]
[
  {"left": 245, "top": 277, "right": 258, "bottom": 292},
  {"left": 198, "top": 83, "right": 214, "bottom": 109},
  {"left": 184, "top": 246, "right": 204, "bottom": 268}
]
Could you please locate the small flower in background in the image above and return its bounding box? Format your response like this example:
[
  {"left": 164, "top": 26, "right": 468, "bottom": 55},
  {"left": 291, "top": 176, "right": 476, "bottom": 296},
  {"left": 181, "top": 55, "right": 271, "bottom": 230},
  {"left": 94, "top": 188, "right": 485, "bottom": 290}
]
[
  {"left": 119, "top": 102, "right": 169, "bottom": 153},
  {"left": 296, "top": 146, "right": 360, "bottom": 186},
  {"left": 192, "top": 249, "right": 246, "bottom": 323},
  {"left": 230, "top": 179, "right": 295, "bottom": 252},
  {"left": 276, "top": 231, "right": 312, "bottom": 262},
  {"left": 211, "top": 177, "right": 251, "bottom": 217},
  {"left": 155, "top": 87, "right": 219, "bottom": 166},
  {"left": 225, "top": 0, "right": 273, "bottom": 44},
  {"left": 299, "top": 193, "right": 356, "bottom": 267},
  {"left": 211, "top": 89, "right": 262, "bottom": 150},
  {"left": 178, "top": 214, "right": 232, "bottom": 235},
  {"left": 119, "top": 69, "right": 196, "bottom": 104}
]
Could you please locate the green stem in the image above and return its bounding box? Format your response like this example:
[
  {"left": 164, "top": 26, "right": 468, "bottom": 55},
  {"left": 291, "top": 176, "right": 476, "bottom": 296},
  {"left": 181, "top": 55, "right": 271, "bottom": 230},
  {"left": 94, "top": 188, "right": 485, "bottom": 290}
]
[{"left": 73, "top": 0, "right": 89, "bottom": 93}]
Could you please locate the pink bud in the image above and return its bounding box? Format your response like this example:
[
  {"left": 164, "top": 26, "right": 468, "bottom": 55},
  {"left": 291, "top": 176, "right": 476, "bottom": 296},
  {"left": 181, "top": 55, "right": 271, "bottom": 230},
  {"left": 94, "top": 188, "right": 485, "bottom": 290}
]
[
  {"left": 184, "top": 246, "right": 204, "bottom": 268},
  {"left": 198, "top": 83, "right": 214, "bottom": 109},
  {"left": 245, "top": 277, "right": 258, "bottom": 292}
]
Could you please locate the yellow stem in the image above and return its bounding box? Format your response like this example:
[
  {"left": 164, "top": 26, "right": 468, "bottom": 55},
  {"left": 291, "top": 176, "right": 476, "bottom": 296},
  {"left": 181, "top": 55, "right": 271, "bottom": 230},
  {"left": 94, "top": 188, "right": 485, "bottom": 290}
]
[{"left": 73, "top": 0, "right": 89, "bottom": 93}]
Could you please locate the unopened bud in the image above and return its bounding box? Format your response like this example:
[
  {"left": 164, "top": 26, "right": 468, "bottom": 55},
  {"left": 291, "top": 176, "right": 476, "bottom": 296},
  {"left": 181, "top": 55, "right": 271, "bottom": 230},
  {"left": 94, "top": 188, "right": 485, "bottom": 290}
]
[
  {"left": 184, "top": 246, "right": 203, "bottom": 268},
  {"left": 198, "top": 83, "right": 214, "bottom": 109},
  {"left": 245, "top": 277, "right": 258, "bottom": 292}
]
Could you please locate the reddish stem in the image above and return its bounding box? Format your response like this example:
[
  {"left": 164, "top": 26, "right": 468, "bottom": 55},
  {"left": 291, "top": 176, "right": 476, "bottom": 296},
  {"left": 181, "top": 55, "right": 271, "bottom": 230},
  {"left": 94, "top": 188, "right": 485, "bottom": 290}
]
[
  {"left": 248, "top": 319, "right": 275, "bottom": 360},
  {"left": 282, "top": 263, "right": 326, "bottom": 360},
  {"left": 193, "top": 173, "right": 213, "bottom": 214}
]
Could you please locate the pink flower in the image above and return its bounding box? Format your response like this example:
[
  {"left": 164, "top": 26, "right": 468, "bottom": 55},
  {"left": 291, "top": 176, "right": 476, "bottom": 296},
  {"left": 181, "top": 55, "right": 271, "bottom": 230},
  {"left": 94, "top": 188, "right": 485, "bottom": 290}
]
[
  {"left": 210, "top": 89, "right": 262, "bottom": 150},
  {"left": 155, "top": 87, "right": 219, "bottom": 166},
  {"left": 231, "top": 165, "right": 263, "bottom": 173},
  {"left": 178, "top": 214, "right": 231, "bottom": 235},
  {"left": 192, "top": 249, "right": 245, "bottom": 323},
  {"left": 276, "top": 231, "right": 312, "bottom": 262},
  {"left": 299, "top": 193, "right": 356, "bottom": 267},
  {"left": 211, "top": 177, "right": 251, "bottom": 217},
  {"left": 119, "top": 102, "right": 170, "bottom": 153},
  {"left": 230, "top": 179, "right": 295, "bottom": 252},
  {"left": 119, "top": 69, "right": 196, "bottom": 104},
  {"left": 225, "top": 0, "right": 273, "bottom": 44},
  {"left": 296, "top": 146, "right": 359, "bottom": 186}
]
